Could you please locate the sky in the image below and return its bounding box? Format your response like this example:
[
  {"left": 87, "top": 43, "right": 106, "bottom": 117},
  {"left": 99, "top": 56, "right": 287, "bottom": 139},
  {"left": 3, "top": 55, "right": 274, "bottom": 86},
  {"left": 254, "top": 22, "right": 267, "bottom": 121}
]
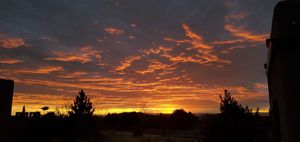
[{"left": 0, "top": 0, "right": 278, "bottom": 115}]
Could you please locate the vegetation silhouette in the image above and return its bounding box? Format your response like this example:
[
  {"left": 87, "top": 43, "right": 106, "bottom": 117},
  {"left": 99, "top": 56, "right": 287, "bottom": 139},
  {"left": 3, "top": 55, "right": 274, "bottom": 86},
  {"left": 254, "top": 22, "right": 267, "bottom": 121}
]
[
  {"left": 219, "top": 89, "right": 252, "bottom": 117},
  {"left": 69, "top": 89, "right": 94, "bottom": 119},
  {"left": 1, "top": 88, "right": 275, "bottom": 142},
  {"left": 202, "top": 90, "right": 273, "bottom": 142},
  {"left": 41, "top": 106, "right": 49, "bottom": 115},
  {"left": 22, "top": 105, "right": 26, "bottom": 113},
  {"left": 169, "top": 109, "right": 197, "bottom": 130}
]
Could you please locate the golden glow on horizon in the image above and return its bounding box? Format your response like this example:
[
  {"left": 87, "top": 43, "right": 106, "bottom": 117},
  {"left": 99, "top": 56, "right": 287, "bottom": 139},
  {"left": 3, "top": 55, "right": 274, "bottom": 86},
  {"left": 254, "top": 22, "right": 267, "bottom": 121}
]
[
  {"left": 12, "top": 105, "right": 270, "bottom": 115},
  {"left": 11, "top": 90, "right": 269, "bottom": 116},
  {"left": 12, "top": 105, "right": 179, "bottom": 115}
]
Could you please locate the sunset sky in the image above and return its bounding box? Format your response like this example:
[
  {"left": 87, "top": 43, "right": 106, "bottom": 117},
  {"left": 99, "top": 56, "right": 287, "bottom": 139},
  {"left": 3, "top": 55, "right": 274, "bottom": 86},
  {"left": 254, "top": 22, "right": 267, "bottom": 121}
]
[{"left": 0, "top": 0, "right": 277, "bottom": 115}]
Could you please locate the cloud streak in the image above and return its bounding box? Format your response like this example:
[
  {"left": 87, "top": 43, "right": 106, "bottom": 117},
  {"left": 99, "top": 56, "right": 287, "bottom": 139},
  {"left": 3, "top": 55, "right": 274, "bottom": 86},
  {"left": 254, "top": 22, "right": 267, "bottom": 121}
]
[
  {"left": 224, "top": 24, "right": 268, "bottom": 42},
  {"left": 0, "top": 58, "right": 24, "bottom": 64},
  {"left": 45, "top": 46, "right": 101, "bottom": 63},
  {"left": 135, "top": 59, "right": 176, "bottom": 74},
  {"left": 105, "top": 27, "right": 125, "bottom": 35},
  {"left": 15, "top": 66, "right": 64, "bottom": 74},
  {"left": 115, "top": 55, "right": 141, "bottom": 72},
  {"left": 163, "top": 23, "right": 231, "bottom": 65},
  {"left": 0, "top": 38, "right": 27, "bottom": 49}
]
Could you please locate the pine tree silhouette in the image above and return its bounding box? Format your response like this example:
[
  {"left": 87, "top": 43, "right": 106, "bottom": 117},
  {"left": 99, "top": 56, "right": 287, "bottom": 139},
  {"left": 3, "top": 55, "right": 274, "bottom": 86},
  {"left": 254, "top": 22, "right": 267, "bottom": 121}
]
[
  {"left": 219, "top": 90, "right": 251, "bottom": 116},
  {"left": 69, "top": 90, "right": 94, "bottom": 119}
]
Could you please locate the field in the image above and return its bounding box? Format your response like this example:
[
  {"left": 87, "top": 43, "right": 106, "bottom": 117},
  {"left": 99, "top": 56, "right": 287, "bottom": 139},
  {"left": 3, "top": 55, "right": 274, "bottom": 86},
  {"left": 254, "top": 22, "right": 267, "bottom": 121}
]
[{"left": 1, "top": 112, "right": 274, "bottom": 142}]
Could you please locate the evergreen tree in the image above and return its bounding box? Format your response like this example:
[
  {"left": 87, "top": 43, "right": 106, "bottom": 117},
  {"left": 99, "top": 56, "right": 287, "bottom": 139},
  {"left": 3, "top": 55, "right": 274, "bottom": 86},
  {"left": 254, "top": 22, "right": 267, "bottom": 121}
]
[
  {"left": 69, "top": 90, "right": 94, "bottom": 118},
  {"left": 203, "top": 90, "right": 259, "bottom": 142},
  {"left": 255, "top": 107, "right": 260, "bottom": 117},
  {"left": 41, "top": 106, "right": 49, "bottom": 115},
  {"left": 219, "top": 89, "right": 251, "bottom": 116},
  {"left": 22, "top": 105, "right": 26, "bottom": 113}
]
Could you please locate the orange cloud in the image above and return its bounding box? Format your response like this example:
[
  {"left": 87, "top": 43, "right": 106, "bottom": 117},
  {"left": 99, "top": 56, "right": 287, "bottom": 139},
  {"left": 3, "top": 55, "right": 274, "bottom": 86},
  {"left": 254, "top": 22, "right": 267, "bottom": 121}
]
[
  {"left": 115, "top": 55, "right": 141, "bottom": 72},
  {"left": 16, "top": 66, "right": 64, "bottom": 74},
  {"left": 182, "top": 23, "right": 204, "bottom": 41},
  {"left": 254, "top": 83, "right": 268, "bottom": 90},
  {"left": 135, "top": 59, "right": 176, "bottom": 74},
  {"left": 224, "top": 24, "right": 268, "bottom": 42},
  {"left": 224, "top": 11, "right": 249, "bottom": 21},
  {"left": 0, "top": 58, "right": 24, "bottom": 64},
  {"left": 45, "top": 46, "right": 101, "bottom": 63},
  {"left": 45, "top": 53, "right": 89, "bottom": 63},
  {"left": 77, "top": 77, "right": 123, "bottom": 83},
  {"left": 105, "top": 27, "right": 124, "bottom": 35},
  {"left": 181, "top": 23, "right": 212, "bottom": 50},
  {"left": 13, "top": 76, "right": 157, "bottom": 93},
  {"left": 0, "top": 38, "right": 26, "bottom": 48},
  {"left": 220, "top": 45, "right": 246, "bottom": 54},
  {"left": 219, "top": 9, "right": 268, "bottom": 55},
  {"left": 162, "top": 24, "right": 230, "bottom": 65},
  {"left": 58, "top": 71, "right": 88, "bottom": 79},
  {"left": 212, "top": 39, "right": 245, "bottom": 45},
  {"left": 163, "top": 54, "right": 230, "bottom": 64},
  {"left": 141, "top": 46, "right": 172, "bottom": 55},
  {"left": 163, "top": 37, "right": 189, "bottom": 46}
]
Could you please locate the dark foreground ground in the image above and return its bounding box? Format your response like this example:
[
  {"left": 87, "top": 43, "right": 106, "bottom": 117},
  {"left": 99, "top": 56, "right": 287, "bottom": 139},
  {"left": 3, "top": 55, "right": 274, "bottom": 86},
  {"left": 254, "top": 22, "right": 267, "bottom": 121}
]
[{"left": 0, "top": 112, "right": 276, "bottom": 142}]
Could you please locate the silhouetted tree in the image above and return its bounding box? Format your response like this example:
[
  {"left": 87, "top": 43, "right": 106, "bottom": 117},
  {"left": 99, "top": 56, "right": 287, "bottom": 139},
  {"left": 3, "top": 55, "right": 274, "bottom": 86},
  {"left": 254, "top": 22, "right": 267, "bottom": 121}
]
[
  {"left": 203, "top": 90, "right": 262, "bottom": 142},
  {"left": 69, "top": 90, "right": 94, "bottom": 119},
  {"left": 22, "top": 105, "right": 26, "bottom": 113},
  {"left": 219, "top": 89, "right": 251, "bottom": 117},
  {"left": 255, "top": 107, "right": 260, "bottom": 117},
  {"left": 41, "top": 106, "right": 49, "bottom": 114},
  {"left": 169, "top": 109, "right": 197, "bottom": 129}
]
